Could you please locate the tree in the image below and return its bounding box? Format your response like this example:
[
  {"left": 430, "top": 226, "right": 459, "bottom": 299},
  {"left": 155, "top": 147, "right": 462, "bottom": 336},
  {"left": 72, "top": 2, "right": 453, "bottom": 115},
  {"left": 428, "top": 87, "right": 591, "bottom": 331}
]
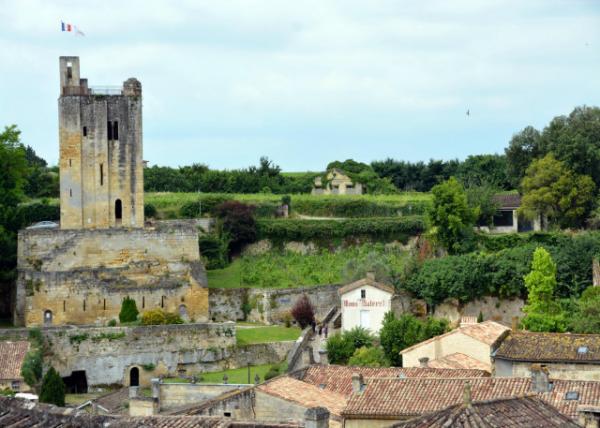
[
  {"left": 39, "top": 367, "right": 66, "bottom": 406},
  {"left": 379, "top": 312, "right": 448, "bottom": 366},
  {"left": 290, "top": 295, "right": 315, "bottom": 329},
  {"left": 348, "top": 346, "right": 389, "bottom": 367},
  {"left": 521, "top": 247, "right": 566, "bottom": 332},
  {"left": 214, "top": 201, "right": 257, "bottom": 255},
  {"left": 505, "top": 126, "right": 543, "bottom": 189},
  {"left": 519, "top": 154, "right": 595, "bottom": 228},
  {"left": 541, "top": 106, "right": 600, "bottom": 187},
  {"left": 119, "top": 297, "right": 139, "bottom": 323},
  {"left": 428, "top": 177, "right": 476, "bottom": 254},
  {"left": 569, "top": 287, "right": 600, "bottom": 333},
  {"left": 21, "top": 349, "right": 42, "bottom": 389},
  {"left": 465, "top": 184, "right": 500, "bottom": 227},
  {"left": 458, "top": 154, "right": 509, "bottom": 189},
  {"left": 141, "top": 308, "right": 167, "bottom": 325},
  {"left": 325, "top": 327, "right": 374, "bottom": 365}
]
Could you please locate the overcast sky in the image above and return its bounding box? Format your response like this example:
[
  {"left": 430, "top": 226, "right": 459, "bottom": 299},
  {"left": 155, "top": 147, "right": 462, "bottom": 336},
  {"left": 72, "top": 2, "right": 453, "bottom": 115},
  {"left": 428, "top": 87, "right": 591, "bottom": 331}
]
[{"left": 1, "top": 0, "right": 599, "bottom": 170}]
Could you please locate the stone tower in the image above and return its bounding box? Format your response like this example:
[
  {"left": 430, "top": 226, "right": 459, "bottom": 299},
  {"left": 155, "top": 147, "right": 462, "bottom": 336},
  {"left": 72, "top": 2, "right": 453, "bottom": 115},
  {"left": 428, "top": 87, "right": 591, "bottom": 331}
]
[{"left": 58, "top": 56, "right": 144, "bottom": 229}]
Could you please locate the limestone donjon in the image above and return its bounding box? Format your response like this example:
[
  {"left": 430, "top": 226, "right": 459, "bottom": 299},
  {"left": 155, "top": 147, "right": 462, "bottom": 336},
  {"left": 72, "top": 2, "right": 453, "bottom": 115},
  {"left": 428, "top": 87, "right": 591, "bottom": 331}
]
[{"left": 59, "top": 56, "right": 144, "bottom": 229}]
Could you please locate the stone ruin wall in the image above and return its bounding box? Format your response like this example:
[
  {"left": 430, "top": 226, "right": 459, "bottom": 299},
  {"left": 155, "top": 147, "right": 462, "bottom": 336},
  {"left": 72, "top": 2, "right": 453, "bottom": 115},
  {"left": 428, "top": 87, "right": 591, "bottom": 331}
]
[{"left": 14, "top": 221, "right": 209, "bottom": 326}]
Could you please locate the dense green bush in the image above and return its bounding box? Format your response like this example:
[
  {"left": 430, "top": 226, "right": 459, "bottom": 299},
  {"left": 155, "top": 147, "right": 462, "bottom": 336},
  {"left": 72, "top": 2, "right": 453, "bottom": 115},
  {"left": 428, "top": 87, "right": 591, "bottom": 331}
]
[
  {"left": 39, "top": 367, "right": 65, "bottom": 406},
  {"left": 348, "top": 346, "right": 389, "bottom": 367},
  {"left": 14, "top": 202, "right": 59, "bottom": 227},
  {"left": 144, "top": 203, "right": 157, "bottom": 218},
  {"left": 292, "top": 197, "right": 430, "bottom": 217},
  {"left": 257, "top": 216, "right": 424, "bottom": 243},
  {"left": 141, "top": 308, "right": 183, "bottom": 325},
  {"left": 326, "top": 327, "right": 374, "bottom": 365},
  {"left": 406, "top": 232, "right": 600, "bottom": 306},
  {"left": 119, "top": 297, "right": 139, "bottom": 323},
  {"left": 380, "top": 312, "right": 448, "bottom": 366},
  {"left": 198, "top": 234, "right": 229, "bottom": 269}
]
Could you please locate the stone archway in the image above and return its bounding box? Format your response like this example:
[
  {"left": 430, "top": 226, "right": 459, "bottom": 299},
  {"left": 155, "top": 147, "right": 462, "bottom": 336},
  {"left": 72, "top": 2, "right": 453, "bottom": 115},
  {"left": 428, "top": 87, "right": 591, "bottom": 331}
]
[
  {"left": 43, "top": 310, "right": 53, "bottom": 325},
  {"left": 130, "top": 367, "right": 139, "bottom": 387},
  {"left": 178, "top": 304, "right": 188, "bottom": 321}
]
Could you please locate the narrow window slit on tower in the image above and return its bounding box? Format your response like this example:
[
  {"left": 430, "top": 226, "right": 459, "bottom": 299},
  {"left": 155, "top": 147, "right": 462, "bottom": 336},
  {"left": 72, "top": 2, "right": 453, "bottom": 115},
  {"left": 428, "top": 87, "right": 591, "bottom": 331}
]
[
  {"left": 83, "top": 126, "right": 87, "bottom": 137},
  {"left": 113, "top": 121, "right": 119, "bottom": 140},
  {"left": 67, "top": 63, "right": 72, "bottom": 79},
  {"left": 69, "top": 189, "right": 72, "bottom": 197},
  {"left": 100, "top": 164, "right": 104, "bottom": 186},
  {"left": 83, "top": 300, "right": 86, "bottom": 311},
  {"left": 161, "top": 296, "right": 165, "bottom": 308},
  {"left": 103, "top": 299, "right": 106, "bottom": 310},
  {"left": 63, "top": 301, "right": 66, "bottom": 312},
  {"left": 142, "top": 296, "right": 145, "bottom": 309},
  {"left": 107, "top": 121, "right": 113, "bottom": 140},
  {"left": 69, "top": 159, "right": 72, "bottom": 167}
]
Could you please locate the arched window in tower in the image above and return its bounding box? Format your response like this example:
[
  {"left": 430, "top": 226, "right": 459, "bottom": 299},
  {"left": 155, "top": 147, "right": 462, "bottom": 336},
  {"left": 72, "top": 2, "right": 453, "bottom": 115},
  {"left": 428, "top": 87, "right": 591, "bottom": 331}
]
[{"left": 115, "top": 199, "right": 122, "bottom": 224}]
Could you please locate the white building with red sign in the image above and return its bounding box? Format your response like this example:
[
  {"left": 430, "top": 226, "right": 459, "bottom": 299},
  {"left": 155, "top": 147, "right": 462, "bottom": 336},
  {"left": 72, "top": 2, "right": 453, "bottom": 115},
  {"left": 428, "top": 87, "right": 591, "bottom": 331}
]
[{"left": 338, "top": 273, "right": 394, "bottom": 334}]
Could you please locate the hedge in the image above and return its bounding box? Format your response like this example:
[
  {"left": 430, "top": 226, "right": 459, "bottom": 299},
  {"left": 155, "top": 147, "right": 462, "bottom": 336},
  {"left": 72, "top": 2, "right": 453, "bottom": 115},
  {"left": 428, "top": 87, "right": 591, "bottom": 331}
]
[
  {"left": 256, "top": 216, "right": 425, "bottom": 242},
  {"left": 291, "top": 198, "right": 430, "bottom": 218}
]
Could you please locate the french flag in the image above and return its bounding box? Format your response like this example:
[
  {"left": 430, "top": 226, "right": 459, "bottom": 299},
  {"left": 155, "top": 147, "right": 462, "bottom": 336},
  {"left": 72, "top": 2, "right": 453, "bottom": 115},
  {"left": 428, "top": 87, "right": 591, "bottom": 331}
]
[
  {"left": 61, "top": 21, "right": 72, "bottom": 32},
  {"left": 61, "top": 21, "right": 85, "bottom": 36}
]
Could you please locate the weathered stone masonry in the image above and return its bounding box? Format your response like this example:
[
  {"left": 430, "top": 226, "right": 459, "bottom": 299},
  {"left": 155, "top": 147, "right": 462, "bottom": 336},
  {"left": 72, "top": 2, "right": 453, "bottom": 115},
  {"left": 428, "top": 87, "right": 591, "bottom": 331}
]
[{"left": 14, "top": 221, "right": 209, "bottom": 326}]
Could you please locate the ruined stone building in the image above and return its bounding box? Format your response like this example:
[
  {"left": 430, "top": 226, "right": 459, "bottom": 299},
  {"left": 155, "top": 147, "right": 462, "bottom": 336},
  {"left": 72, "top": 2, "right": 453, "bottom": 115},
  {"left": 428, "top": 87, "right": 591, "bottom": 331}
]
[{"left": 13, "top": 57, "right": 209, "bottom": 326}]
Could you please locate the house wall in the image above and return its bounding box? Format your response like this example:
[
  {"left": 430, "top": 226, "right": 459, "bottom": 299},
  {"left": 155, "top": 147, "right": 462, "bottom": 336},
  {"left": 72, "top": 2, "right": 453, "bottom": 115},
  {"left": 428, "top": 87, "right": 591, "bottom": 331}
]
[
  {"left": 341, "top": 285, "right": 392, "bottom": 334},
  {"left": 494, "top": 360, "right": 600, "bottom": 381},
  {"left": 158, "top": 383, "right": 248, "bottom": 411},
  {"left": 402, "top": 332, "right": 492, "bottom": 368},
  {"left": 254, "top": 390, "right": 341, "bottom": 428},
  {"left": 14, "top": 221, "right": 209, "bottom": 327},
  {"left": 344, "top": 418, "right": 404, "bottom": 428}
]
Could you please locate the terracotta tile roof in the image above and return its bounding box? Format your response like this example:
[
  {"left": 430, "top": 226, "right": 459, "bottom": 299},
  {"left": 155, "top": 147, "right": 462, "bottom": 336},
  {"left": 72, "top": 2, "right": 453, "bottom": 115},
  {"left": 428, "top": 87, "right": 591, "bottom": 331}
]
[
  {"left": 338, "top": 277, "right": 395, "bottom": 296},
  {"left": 494, "top": 331, "right": 600, "bottom": 363},
  {"left": 0, "top": 341, "right": 29, "bottom": 380},
  {"left": 401, "top": 321, "right": 510, "bottom": 355},
  {"left": 492, "top": 194, "right": 521, "bottom": 210},
  {"left": 427, "top": 353, "right": 491, "bottom": 372},
  {"left": 342, "top": 377, "right": 600, "bottom": 420},
  {"left": 392, "top": 395, "right": 580, "bottom": 428},
  {"left": 257, "top": 376, "right": 347, "bottom": 417},
  {"left": 94, "top": 387, "right": 129, "bottom": 414},
  {"left": 0, "top": 396, "right": 300, "bottom": 428},
  {"left": 297, "top": 365, "right": 489, "bottom": 397}
]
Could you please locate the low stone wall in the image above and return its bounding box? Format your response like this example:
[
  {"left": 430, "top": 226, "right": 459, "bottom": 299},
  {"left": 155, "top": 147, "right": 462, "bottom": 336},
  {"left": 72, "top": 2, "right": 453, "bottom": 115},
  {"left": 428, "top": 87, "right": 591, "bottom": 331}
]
[
  {"left": 159, "top": 383, "right": 248, "bottom": 411},
  {"left": 44, "top": 322, "right": 237, "bottom": 387},
  {"left": 209, "top": 284, "right": 341, "bottom": 324}
]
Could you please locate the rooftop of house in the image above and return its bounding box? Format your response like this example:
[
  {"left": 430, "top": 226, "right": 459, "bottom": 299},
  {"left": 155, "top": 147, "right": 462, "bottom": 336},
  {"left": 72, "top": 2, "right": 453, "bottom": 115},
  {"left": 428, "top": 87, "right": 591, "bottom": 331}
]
[
  {"left": 0, "top": 396, "right": 301, "bottom": 428},
  {"left": 338, "top": 275, "right": 395, "bottom": 296},
  {"left": 492, "top": 194, "right": 521, "bottom": 210},
  {"left": 401, "top": 321, "right": 510, "bottom": 355},
  {"left": 294, "top": 365, "right": 490, "bottom": 397},
  {"left": 256, "top": 376, "right": 347, "bottom": 419},
  {"left": 391, "top": 395, "right": 580, "bottom": 428},
  {"left": 494, "top": 331, "right": 600, "bottom": 363},
  {"left": 0, "top": 341, "right": 29, "bottom": 381},
  {"left": 426, "top": 353, "right": 491, "bottom": 372},
  {"left": 342, "top": 377, "right": 600, "bottom": 420}
]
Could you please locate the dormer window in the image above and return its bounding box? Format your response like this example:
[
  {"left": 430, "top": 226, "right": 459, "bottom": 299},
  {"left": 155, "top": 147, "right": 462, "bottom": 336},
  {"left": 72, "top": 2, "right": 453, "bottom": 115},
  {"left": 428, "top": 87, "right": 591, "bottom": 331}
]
[{"left": 565, "top": 391, "right": 579, "bottom": 400}]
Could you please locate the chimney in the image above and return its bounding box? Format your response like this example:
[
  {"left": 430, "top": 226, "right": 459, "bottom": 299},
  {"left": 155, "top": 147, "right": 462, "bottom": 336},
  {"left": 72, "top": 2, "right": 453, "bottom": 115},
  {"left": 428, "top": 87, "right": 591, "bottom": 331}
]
[
  {"left": 418, "top": 357, "right": 429, "bottom": 368},
  {"left": 151, "top": 378, "right": 160, "bottom": 399},
  {"left": 366, "top": 272, "right": 375, "bottom": 281},
  {"left": 129, "top": 386, "right": 139, "bottom": 399},
  {"left": 351, "top": 373, "right": 364, "bottom": 394},
  {"left": 463, "top": 381, "right": 472, "bottom": 406},
  {"left": 531, "top": 364, "right": 551, "bottom": 392},
  {"left": 305, "top": 407, "right": 330, "bottom": 428}
]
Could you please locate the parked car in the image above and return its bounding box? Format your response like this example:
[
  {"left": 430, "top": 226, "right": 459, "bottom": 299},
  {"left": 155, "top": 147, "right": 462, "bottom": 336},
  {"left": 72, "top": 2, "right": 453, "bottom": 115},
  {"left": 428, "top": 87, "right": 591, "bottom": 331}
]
[{"left": 26, "top": 221, "right": 59, "bottom": 230}]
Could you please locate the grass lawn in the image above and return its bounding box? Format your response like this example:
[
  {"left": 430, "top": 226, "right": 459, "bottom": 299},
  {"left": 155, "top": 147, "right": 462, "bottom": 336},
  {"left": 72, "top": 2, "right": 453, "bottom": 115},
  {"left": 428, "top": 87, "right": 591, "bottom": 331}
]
[
  {"left": 236, "top": 325, "right": 301, "bottom": 346},
  {"left": 207, "top": 260, "right": 243, "bottom": 288},
  {"left": 65, "top": 392, "right": 104, "bottom": 406},
  {"left": 163, "top": 363, "right": 286, "bottom": 385}
]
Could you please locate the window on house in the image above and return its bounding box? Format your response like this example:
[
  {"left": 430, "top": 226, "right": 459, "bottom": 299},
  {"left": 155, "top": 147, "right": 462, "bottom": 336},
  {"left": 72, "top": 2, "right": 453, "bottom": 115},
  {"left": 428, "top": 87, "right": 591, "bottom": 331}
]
[
  {"left": 113, "top": 121, "right": 119, "bottom": 140},
  {"left": 361, "top": 289, "right": 366, "bottom": 299},
  {"left": 11, "top": 381, "right": 20, "bottom": 391},
  {"left": 224, "top": 412, "right": 232, "bottom": 417},
  {"left": 107, "top": 121, "right": 113, "bottom": 140},
  {"left": 565, "top": 391, "right": 580, "bottom": 400},
  {"left": 83, "top": 126, "right": 87, "bottom": 137},
  {"left": 100, "top": 164, "right": 104, "bottom": 186}
]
